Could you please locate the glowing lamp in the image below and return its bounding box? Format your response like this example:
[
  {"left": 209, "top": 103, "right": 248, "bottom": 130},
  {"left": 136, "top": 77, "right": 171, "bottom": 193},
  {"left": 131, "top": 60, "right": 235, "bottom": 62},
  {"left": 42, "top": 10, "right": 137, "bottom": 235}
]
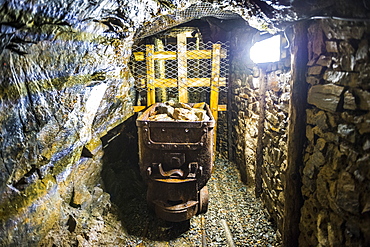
[{"left": 250, "top": 35, "right": 281, "bottom": 64}]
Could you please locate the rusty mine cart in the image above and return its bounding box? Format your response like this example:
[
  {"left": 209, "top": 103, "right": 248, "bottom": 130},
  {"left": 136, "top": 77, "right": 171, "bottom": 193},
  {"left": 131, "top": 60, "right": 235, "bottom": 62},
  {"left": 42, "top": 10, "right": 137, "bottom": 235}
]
[{"left": 136, "top": 103, "right": 215, "bottom": 222}]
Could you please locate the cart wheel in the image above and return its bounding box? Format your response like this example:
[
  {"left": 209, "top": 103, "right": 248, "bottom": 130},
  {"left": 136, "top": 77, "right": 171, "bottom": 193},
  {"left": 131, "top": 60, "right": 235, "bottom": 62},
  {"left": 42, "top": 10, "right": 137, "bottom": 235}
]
[{"left": 198, "top": 186, "right": 209, "bottom": 214}]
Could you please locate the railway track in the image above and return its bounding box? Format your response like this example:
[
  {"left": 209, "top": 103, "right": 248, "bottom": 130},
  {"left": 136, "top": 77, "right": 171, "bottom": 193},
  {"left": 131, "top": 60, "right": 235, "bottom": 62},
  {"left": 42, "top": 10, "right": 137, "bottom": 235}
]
[{"left": 128, "top": 159, "right": 281, "bottom": 246}]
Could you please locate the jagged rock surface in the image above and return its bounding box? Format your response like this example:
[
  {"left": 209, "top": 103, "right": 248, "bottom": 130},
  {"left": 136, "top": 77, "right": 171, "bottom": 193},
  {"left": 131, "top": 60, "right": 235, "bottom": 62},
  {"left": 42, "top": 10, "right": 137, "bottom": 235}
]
[
  {"left": 301, "top": 19, "right": 370, "bottom": 246},
  {"left": 0, "top": 0, "right": 155, "bottom": 244}
]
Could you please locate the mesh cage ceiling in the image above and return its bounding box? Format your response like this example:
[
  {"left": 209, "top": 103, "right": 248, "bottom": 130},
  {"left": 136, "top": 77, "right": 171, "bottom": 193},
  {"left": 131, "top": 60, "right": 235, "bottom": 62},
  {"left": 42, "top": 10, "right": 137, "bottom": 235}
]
[{"left": 135, "top": 2, "right": 241, "bottom": 39}]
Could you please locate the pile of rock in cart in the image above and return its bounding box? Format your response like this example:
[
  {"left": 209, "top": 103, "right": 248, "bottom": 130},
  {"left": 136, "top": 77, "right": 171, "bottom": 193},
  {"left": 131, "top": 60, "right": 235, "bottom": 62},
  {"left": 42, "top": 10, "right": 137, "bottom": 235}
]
[{"left": 148, "top": 101, "right": 210, "bottom": 121}]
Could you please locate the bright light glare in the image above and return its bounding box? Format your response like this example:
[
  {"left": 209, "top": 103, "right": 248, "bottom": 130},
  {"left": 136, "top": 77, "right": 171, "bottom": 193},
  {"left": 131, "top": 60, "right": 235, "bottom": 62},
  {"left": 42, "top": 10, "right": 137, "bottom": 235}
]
[{"left": 250, "top": 35, "right": 281, "bottom": 64}]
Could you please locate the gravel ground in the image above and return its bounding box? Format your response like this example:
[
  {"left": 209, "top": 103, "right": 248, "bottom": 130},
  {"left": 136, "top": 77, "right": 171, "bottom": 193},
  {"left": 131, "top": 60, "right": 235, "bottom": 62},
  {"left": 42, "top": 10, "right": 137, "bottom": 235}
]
[
  {"left": 138, "top": 158, "right": 282, "bottom": 247},
  {"left": 41, "top": 158, "right": 281, "bottom": 246},
  {"left": 200, "top": 158, "right": 281, "bottom": 247}
]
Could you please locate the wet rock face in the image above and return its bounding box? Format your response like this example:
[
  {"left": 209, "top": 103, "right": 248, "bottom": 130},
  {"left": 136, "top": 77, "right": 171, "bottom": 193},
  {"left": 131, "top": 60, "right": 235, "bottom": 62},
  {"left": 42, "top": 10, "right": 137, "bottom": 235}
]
[
  {"left": 301, "top": 19, "right": 370, "bottom": 246},
  {"left": 0, "top": 0, "right": 165, "bottom": 244}
]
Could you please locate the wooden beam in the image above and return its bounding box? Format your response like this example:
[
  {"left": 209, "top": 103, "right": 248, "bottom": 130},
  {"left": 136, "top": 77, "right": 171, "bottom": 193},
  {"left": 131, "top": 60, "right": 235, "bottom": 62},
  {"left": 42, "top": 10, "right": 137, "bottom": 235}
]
[
  {"left": 151, "top": 77, "right": 227, "bottom": 88},
  {"left": 210, "top": 44, "right": 221, "bottom": 120},
  {"left": 218, "top": 104, "right": 227, "bottom": 111},
  {"left": 153, "top": 78, "right": 178, "bottom": 88},
  {"left": 146, "top": 45, "right": 155, "bottom": 106},
  {"left": 133, "top": 52, "right": 145, "bottom": 61},
  {"left": 155, "top": 38, "right": 167, "bottom": 102},
  {"left": 154, "top": 51, "right": 176, "bottom": 60},
  {"left": 210, "top": 44, "right": 221, "bottom": 153},
  {"left": 186, "top": 49, "right": 227, "bottom": 59},
  {"left": 133, "top": 49, "right": 227, "bottom": 61},
  {"left": 283, "top": 21, "right": 308, "bottom": 247},
  {"left": 177, "top": 33, "right": 188, "bottom": 103}
]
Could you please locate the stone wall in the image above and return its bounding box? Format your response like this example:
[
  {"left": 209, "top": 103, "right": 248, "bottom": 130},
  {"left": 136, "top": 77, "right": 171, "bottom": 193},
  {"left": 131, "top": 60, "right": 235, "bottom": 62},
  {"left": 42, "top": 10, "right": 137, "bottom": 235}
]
[
  {"left": 2, "top": 0, "right": 368, "bottom": 245},
  {"left": 261, "top": 60, "right": 291, "bottom": 233},
  {"left": 300, "top": 19, "right": 370, "bottom": 246},
  {"left": 230, "top": 29, "right": 291, "bottom": 234},
  {"left": 229, "top": 25, "right": 259, "bottom": 185},
  {"left": 230, "top": 18, "right": 370, "bottom": 246},
  {"left": 232, "top": 74, "right": 260, "bottom": 184}
]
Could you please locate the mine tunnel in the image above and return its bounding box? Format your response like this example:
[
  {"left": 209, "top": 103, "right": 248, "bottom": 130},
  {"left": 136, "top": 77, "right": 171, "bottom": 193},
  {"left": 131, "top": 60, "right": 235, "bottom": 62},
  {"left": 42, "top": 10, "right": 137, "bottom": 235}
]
[{"left": 1, "top": 0, "right": 370, "bottom": 246}]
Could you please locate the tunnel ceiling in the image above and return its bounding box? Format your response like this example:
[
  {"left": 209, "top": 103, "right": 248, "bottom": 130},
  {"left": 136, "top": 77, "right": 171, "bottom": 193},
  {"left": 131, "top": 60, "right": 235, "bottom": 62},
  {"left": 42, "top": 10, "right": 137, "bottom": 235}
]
[
  {"left": 2, "top": 0, "right": 369, "bottom": 51},
  {"left": 135, "top": 0, "right": 370, "bottom": 38}
]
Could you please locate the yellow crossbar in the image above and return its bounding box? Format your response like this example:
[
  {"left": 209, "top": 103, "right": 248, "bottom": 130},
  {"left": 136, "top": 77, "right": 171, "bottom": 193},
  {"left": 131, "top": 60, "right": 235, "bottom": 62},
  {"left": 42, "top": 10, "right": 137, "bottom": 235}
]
[{"left": 133, "top": 49, "right": 227, "bottom": 61}]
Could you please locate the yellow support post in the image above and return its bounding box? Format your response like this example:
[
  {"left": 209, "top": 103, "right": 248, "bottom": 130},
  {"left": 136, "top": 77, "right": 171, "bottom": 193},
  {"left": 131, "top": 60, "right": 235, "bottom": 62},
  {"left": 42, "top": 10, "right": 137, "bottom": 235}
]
[
  {"left": 155, "top": 38, "right": 167, "bottom": 102},
  {"left": 146, "top": 45, "right": 155, "bottom": 106},
  {"left": 210, "top": 44, "right": 221, "bottom": 153},
  {"left": 177, "top": 33, "right": 188, "bottom": 103}
]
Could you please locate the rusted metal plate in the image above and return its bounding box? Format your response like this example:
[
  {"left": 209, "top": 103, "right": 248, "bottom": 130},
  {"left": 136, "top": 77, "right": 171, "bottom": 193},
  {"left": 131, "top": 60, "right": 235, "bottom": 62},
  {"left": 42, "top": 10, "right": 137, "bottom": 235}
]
[{"left": 137, "top": 103, "right": 215, "bottom": 222}]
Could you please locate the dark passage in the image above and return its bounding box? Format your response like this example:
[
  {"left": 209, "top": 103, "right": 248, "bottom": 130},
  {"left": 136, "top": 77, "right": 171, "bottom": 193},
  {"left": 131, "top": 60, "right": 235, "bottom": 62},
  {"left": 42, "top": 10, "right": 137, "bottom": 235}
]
[{"left": 101, "top": 116, "right": 191, "bottom": 241}]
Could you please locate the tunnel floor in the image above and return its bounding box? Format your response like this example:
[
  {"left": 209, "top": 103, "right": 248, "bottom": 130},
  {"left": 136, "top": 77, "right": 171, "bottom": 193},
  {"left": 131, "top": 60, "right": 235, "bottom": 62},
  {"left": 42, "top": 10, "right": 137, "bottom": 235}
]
[{"left": 41, "top": 159, "right": 281, "bottom": 246}]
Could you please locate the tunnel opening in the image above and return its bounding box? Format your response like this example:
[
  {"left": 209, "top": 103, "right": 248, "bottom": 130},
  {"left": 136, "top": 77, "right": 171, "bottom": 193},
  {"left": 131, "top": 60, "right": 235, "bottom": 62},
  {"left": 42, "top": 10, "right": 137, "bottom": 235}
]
[
  {"left": 93, "top": 9, "right": 289, "bottom": 243},
  {"left": 98, "top": 12, "right": 290, "bottom": 244}
]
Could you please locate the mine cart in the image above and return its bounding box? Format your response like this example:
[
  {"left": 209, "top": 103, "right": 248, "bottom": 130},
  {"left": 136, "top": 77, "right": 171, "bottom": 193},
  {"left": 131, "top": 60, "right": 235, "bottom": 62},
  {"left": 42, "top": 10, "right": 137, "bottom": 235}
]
[{"left": 136, "top": 103, "right": 215, "bottom": 222}]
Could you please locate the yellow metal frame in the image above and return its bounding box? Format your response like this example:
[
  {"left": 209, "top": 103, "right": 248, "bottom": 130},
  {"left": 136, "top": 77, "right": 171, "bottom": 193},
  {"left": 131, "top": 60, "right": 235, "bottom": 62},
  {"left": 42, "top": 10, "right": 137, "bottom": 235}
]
[
  {"left": 210, "top": 44, "right": 221, "bottom": 150},
  {"left": 146, "top": 45, "right": 156, "bottom": 106},
  {"left": 133, "top": 38, "right": 227, "bottom": 153},
  {"left": 177, "top": 33, "right": 188, "bottom": 103}
]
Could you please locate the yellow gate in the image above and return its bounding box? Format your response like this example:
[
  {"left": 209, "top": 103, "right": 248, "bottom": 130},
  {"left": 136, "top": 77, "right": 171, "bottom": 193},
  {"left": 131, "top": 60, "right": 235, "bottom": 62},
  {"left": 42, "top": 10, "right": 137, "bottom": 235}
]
[{"left": 130, "top": 30, "right": 229, "bottom": 151}]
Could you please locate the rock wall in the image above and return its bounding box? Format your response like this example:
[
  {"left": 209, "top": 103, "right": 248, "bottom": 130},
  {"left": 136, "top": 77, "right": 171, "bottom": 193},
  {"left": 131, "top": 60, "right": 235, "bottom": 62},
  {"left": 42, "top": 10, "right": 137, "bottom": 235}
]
[
  {"left": 231, "top": 73, "right": 260, "bottom": 184},
  {"left": 261, "top": 60, "right": 291, "bottom": 233},
  {"left": 0, "top": 0, "right": 162, "bottom": 244},
  {"left": 300, "top": 19, "right": 370, "bottom": 246},
  {"left": 230, "top": 17, "right": 370, "bottom": 246},
  {"left": 230, "top": 29, "right": 291, "bottom": 234},
  {"left": 229, "top": 25, "right": 259, "bottom": 185},
  {"left": 2, "top": 0, "right": 368, "bottom": 245}
]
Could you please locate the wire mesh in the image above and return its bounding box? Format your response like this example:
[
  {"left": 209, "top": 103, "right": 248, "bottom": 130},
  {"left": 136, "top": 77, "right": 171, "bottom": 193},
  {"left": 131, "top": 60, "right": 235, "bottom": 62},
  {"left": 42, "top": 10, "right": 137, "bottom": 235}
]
[{"left": 129, "top": 40, "right": 229, "bottom": 105}]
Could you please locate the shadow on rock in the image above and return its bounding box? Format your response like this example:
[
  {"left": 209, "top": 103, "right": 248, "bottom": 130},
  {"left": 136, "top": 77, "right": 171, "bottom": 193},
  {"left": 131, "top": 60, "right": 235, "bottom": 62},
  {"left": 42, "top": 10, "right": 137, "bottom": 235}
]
[{"left": 101, "top": 115, "right": 189, "bottom": 241}]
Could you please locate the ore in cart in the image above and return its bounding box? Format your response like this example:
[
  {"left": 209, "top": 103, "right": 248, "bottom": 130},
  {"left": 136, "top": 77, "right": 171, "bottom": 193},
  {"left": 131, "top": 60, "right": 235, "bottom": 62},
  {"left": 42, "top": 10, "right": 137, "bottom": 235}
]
[{"left": 136, "top": 103, "right": 215, "bottom": 222}]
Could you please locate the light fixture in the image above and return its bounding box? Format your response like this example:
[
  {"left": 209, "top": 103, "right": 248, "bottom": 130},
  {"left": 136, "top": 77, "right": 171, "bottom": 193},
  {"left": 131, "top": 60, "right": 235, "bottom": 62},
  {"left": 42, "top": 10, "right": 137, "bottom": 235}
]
[{"left": 250, "top": 35, "right": 281, "bottom": 64}]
